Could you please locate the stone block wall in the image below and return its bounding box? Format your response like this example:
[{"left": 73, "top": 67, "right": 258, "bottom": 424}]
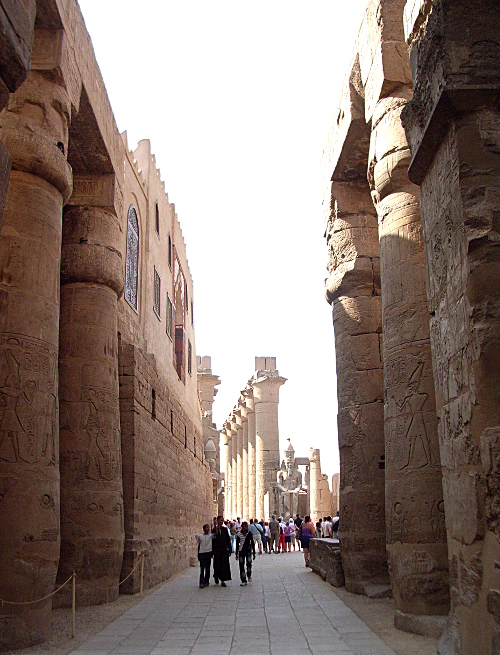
[
  {"left": 309, "top": 539, "right": 345, "bottom": 588},
  {"left": 119, "top": 342, "right": 212, "bottom": 593}
]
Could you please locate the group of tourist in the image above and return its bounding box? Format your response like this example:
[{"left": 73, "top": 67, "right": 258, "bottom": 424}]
[{"left": 197, "top": 511, "right": 340, "bottom": 587}]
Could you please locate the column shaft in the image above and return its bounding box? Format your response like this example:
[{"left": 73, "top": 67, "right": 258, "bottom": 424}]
[
  {"left": 325, "top": 180, "right": 389, "bottom": 595},
  {"left": 230, "top": 426, "right": 237, "bottom": 519},
  {"left": 247, "top": 398, "right": 256, "bottom": 519},
  {"left": 235, "top": 413, "right": 243, "bottom": 518},
  {"left": 370, "top": 90, "right": 449, "bottom": 618},
  {"left": 57, "top": 197, "right": 125, "bottom": 605},
  {"left": 224, "top": 430, "right": 232, "bottom": 519},
  {"left": 0, "top": 70, "right": 72, "bottom": 644},
  {"left": 241, "top": 407, "right": 249, "bottom": 520}
]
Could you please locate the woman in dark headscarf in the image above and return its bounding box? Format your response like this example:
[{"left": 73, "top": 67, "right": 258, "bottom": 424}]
[{"left": 212, "top": 515, "right": 232, "bottom": 586}]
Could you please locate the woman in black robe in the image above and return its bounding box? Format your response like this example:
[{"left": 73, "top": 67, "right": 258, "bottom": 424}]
[{"left": 212, "top": 516, "right": 232, "bottom": 586}]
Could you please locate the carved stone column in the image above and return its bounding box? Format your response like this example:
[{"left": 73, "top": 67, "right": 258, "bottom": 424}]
[
  {"left": 402, "top": 3, "right": 500, "bottom": 650},
  {"left": 309, "top": 449, "right": 322, "bottom": 522},
  {"left": 223, "top": 423, "right": 232, "bottom": 519},
  {"left": 230, "top": 417, "right": 237, "bottom": 519},
  {"left": 243, "top": 388, "right": 256, "bottom": 519},
  {"left": 369, "top": 89, "right": 449, "bottom": 622},
  {"left": 252, "top": 365, "right": 286, "bottom": 518},
  {"left": 234, "top": 407, "right": 243, "bottom": 518},
  {"left": 240, "top": 398, "right": 249, "bottom": 520},
  {"left": 0, "top": 52, "right": 73, "bottom": 644},
  {"left": 325, "top": 180, "right": 389, "bottom": 595},
  {"left": 0, "top": 0, "right": 36, "bottom": 229},
  {"left": 56, "top": 175, "right": 125, "bottom": 604}
]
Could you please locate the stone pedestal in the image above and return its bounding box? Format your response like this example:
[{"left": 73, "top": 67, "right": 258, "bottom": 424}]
[
  {"left": 252, "top": 368, "right": 286, "bottom": 518},
  {"left": 56, "top": 176, "right": 125, "bottom": 605},
  {"left": 325, "top": 179, "right": 389, "bottom": 595},
  {"left": 0, "top": 69, "right": 72, "bottom": 646},
  {"left": 369, "top": 89, "right": 449, "bottom": 619},
  {"left": 240, "top": 400, "right": 249, "bottom": 520}
]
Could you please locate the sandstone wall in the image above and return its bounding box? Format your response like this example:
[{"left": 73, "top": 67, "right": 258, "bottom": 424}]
[{"left": 119, "top": 343, "right": 212, "bottom": 592}]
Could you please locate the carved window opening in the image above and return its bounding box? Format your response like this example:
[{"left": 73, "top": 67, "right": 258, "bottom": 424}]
[
  {"left": 185, "top": 282, "right": 188, "bottom": 314},
  {"left": 125, "top": 205, "right": 139, "bottom": 311},
  {"left": 154, "top": 266, "right": 161, "bottom": 320},
  {"left": 152, "top": 388, "right": 156, "bottom": 420},
  {"left": 188, "top": 339, "right": 192, "bottom": 376},
  {"left": 191, "top": 299, "right": 194, "bottom": 326},
  {"left": 155, "top": 201, "right": 160, "bottom": 236},
  {"left": 170, "top": 409, "right": 174, "bottom": 434},
  {"left": 168, "top": 233, "right": 172, "bottom": 269},
  {"left": 166, "top": 293, "right": 173, "bottom": 340},
  {"left": 184, "top": 425, "right": 187, "bottom": 448},
  {"left": 173, "top": 246, "right": 186, "bottom": 383}
]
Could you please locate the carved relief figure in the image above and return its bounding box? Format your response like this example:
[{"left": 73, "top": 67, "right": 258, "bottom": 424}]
[
  {"left": 392, "top": 362, "right": 432, "bottom": 471},
  {"left": 0, "top": 350, "right": 37, "bottom": 463}
]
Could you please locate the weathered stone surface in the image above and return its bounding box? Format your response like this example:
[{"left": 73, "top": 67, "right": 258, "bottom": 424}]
[
  {"left": 401, "top": 1, "right": 500, "bottom": 652},
  {"left": 0, "top": 59, "right": 72, "bottom": 644},
  {"left": 309, "top": 539, "right": 345, "bottom": 588}
]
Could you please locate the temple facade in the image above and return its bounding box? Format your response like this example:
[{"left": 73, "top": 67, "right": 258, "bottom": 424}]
[
  {"left": 0, "top": 1, "right": 212, "bottom": 648},
  {"left": 323, "top": 0, "right": 500, "bottom": 652}
]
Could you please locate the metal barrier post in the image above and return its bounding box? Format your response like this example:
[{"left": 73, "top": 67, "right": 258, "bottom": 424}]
[
  {"left": 140, "top": 554, "right": 144, "bottom": 597},
  {"left": 72, "top": 572, "right": 76, "bottom": 638}
]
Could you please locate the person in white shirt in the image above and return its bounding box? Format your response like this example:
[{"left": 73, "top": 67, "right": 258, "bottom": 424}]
[{"left": 197, "top": 524, "right": 213, "bottom": 588}]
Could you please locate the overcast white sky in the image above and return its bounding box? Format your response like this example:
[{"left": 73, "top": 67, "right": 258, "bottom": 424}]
[{"left": 78, "top": 0, "right": 368, "bottom": 481}]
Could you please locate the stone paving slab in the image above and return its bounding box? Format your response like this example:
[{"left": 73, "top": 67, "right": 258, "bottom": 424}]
[{"left": 68, "top": 551, "right": 397, "bottom": 655}]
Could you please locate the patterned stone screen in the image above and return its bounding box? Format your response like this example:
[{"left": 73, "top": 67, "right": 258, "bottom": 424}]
[{"left": 125, "top": 205, "right": 139, "bottom": 310}]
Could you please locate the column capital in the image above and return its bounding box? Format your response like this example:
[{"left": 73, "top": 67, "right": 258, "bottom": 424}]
[
  {"left": 241, "top": 386, "right": 255, "bottom": 412},
  {"left": 251, "top": 372, "right": 286, "bottom": 404}
]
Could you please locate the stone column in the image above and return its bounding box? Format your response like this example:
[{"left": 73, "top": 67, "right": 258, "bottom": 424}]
[
  {"left": 223, "top": 423, "right": 232, "bottom": 519},
  {"left": 0, "top": 0, "right": 35, "bottom": 229},
  {"left": 234, "top": 407, "right": 243, "bottom": 518},
  {"left": 309, "top": 449, "right": 322, "bottom": 522},
  {"left": 244, "top": 388, "right": 256, "bottom": 519},
  {"left": 240, "top": 398, "right": 249, "bottom": 520},
  {"left": 325, "top": 179, "right": 389, "bottom": 595},
  {"left": 252, "top": 365, "right": 286, "bottom": 518},
  {"left": 369, "top": 88, "right": 449, "bottom": 622},
  {"left": 402, "top": 3, "right": 500, "bottom": 650},
  {"left": 56, "top": 175, "right": 125, "bottom": 604},
  {"left": 0, "top": 59, "right": 73, "bottom": 644},
  {"left": 230, "top": 417, "right": 237, "bottom": 519}
]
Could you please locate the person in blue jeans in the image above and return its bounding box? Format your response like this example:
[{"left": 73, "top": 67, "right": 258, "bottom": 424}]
[{"left": 197, "top": 524, "right": 213, "bottom": 588}]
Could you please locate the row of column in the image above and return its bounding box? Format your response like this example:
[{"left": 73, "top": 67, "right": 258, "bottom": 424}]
[{"left": 223, "top": 363, "right": 285, "bottom": 520}]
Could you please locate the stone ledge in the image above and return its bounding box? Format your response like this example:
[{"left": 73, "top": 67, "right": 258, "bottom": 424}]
[
  {"left": 394, "top": 609, "right": 446, "bottom": 639},
  {"left": 309, "top": 538, "right": 345, "bottom": 588}
]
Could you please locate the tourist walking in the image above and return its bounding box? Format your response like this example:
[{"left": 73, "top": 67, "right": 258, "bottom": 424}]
[
  {"left": 294, "top": 514, "right": 303, "bottom": 551},
  {"left": 249, "top": 518, "right": 263, "bottom": 554},
  {"left": 279, "top": 517, "right": 286, "bottom": 553},
  {"left": 284, "top": 520, "right": 293, "bottom": 552},
  {"left": 212, "top": 516, "right": 232, "bottom": 586},
  {"left": 235, "top": 521, "right": 256, "bottom": 585},
  {"left": 197, "top": 523, "right": 213, "bottom": 588},
  {"left": 269, "top": 515, "right": 280, "bottom": 553},
  {"left": 289, "top": 519, "right": 297, "bottom": 551},
  {"left": 299, "top": 515, "right": 316, "bottom": 567},
  {"left": 229, "top": 521, "right": 237, "bottom": 552}
]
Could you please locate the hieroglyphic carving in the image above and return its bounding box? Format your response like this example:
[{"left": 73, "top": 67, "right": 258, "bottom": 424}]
[{"left": 0, "top": 337, "right": 57, "bottom": 466}]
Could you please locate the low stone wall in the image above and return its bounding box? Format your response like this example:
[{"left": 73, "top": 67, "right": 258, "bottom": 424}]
[{"left": 309, "top": 539, "right": 345, "bottom": 588}]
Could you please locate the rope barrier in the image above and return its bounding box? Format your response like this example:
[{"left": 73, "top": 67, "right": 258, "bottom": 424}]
[
  {"left": 0, "top": 553, "right": 146, "bottom": 639},
  {"left": 0, "top": 574, "right": 73, "bottom": 606}
]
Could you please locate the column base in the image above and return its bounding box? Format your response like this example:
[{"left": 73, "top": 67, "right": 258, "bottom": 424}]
[{"left": 394, "top": 609, "right": 447, "bottom": 638}]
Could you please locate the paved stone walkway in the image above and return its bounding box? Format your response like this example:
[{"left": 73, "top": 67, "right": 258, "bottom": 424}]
[{"left": 68, "top": 551, "right": 397, "bottom": 655}]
